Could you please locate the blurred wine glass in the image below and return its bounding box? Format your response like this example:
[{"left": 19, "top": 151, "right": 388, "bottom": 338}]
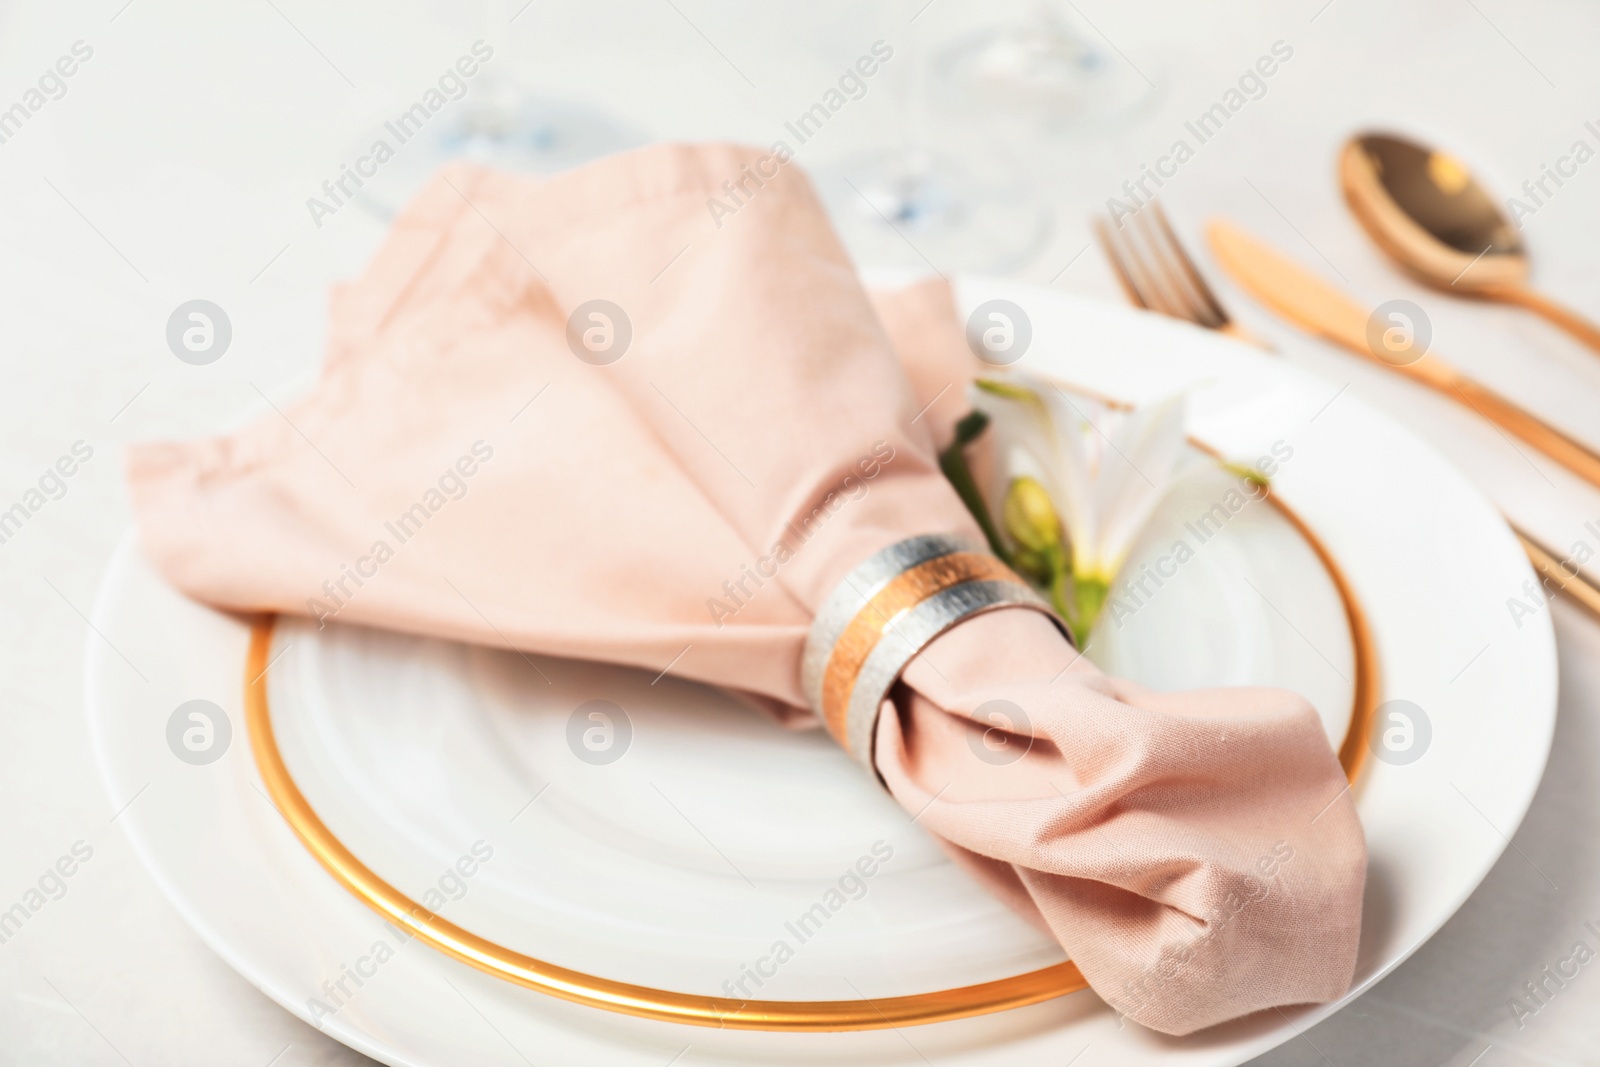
[
  {"left": 931, "top": 1, "right": 1159, "bottom": 132},
  {"left": 352, "top": 0, "right": 640, "bottom": 220},
  {"left": 819, "top": 3, "right": 1052, "bottom": 274}
]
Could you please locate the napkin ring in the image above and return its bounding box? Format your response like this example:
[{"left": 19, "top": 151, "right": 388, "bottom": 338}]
[{"left": 801, "top": 534, "right": 1072, "bottom": 768}]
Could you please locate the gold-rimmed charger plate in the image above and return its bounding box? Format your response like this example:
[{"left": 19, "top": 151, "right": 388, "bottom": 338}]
[
  {"left": 89, "top": 282, "right": 1556, "bottom": 1067},
  {"left": 241, "top": 471, "right": 1377, "bottom": 1031}
]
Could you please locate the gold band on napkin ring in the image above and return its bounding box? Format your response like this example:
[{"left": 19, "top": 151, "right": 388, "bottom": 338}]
[{"left": 801, "top": 534, "right": 1071, "bottom": 767}]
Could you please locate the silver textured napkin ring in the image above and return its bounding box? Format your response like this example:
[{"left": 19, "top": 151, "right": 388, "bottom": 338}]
[{"left": 800, "top": 534, "right": 1073, "bottom": 768}]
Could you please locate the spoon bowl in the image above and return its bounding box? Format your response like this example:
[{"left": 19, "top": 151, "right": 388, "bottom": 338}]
[{"left": 1340, "top": 131, "right": 1600, "bottom": 355}]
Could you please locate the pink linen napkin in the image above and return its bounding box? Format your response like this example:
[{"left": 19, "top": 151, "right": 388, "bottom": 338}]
[{"left": 127, "top": 143, "right": 1365, "bottom": 1035}]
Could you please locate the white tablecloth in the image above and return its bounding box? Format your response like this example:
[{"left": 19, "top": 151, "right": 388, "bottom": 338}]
[{"left": 2, "top": 1, "right": 1597, "bottom": 1063}]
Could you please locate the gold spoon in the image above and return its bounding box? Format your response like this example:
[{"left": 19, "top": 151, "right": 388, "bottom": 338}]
[{"left": 1340, "top": 131, "right": 1600, "bottom": 355}]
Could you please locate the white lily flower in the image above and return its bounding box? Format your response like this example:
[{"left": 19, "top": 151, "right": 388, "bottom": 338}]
[{"left": 969, "top": 374, "right": 1189, "bottom": 638}]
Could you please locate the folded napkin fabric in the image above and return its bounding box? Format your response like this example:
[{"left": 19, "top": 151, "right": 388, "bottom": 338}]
[{"left": 127, "top": 143, "right": 1365, "bottom": 1035}]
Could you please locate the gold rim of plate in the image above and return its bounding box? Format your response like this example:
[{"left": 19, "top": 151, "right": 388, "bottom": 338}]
[{"left": 242, "top": 491, "right": 1377, "bottom": 1031}]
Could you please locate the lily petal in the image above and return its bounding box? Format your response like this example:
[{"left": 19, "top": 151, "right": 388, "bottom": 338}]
[{"left": 1091, "top": 392, "right": 1189, "bottom": 575}]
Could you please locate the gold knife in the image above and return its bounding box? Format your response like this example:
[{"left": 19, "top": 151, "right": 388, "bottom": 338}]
[
  {"left": 1205, "top": 217, "right": 1600, "bottom": 622},
  {"left": 1206, "top": 219, "right": 1600, "bottom": 491}
]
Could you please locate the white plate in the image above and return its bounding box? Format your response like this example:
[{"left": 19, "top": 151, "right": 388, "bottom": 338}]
[{"left": 87, "top": 279, "right": 1557, "bottom": 1066}]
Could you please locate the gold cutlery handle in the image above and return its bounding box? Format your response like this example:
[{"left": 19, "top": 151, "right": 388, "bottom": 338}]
[
  {"left": 1489, "top": 284, "right": 1600, "bottom": 357},
  {"left": 1203, "top": 219, "right": 1600, "bottom": 623},
  {"left": 1515, "top": 525, "right": 1600, "bottom": 622},
  {"left": 1402, "top": 355, "right": 1600, "bottom": 490},
  {"left": 1205, "top": 220, "right": 1600, "bottom": 492}
]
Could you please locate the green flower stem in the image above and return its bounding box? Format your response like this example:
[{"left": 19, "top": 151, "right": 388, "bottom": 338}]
[
  {"left": 1217, "top": 458, "right": 1270, "bottom": 492},
  {"left": 1048, "top": 564, "right": 1074, "bottom": 625},
  {"left": 1047, "top": 555, "right": 1114, "bottom": 648},
  {"left": 938, "top": 407, "right": 1114, "bottom": 644},
  {"left": 938, "top": 411, "right": 1012, "bottom": 566},
  {"left": 1070, "top": 574, "right": 1110, "bottom": 642}
]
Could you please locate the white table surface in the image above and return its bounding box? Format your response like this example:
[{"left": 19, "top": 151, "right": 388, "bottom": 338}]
[{"left": 2, "top": 1, "right": 1598, "bottom": 1064}]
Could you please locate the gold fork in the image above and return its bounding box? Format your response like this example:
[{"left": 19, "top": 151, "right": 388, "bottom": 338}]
[
  {"left": 1091, "top": 201, "right": 1600, "bottom": 622},
  {"left": 1093, "top": 203, "right": 1270, "bottom": 349}
]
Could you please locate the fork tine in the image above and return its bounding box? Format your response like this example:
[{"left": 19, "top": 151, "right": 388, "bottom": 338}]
[
  {"left": 1145, "top": 203, "right": 1274, "bottom": 349},
  {"left": 1092, "top": 216, "right": 1148, "bottom": 311},
  {"left": 1098, "top": 201, "right": 1274, "bottom": 350},
  {"left": 1147, "top": 202, "right": 1231, "bottom": 327},
  {"left": 1120, "top": 215, "right": 1184, "bottom": 316},
  {"left": 1128, "top": 208, "right": 1212, "bottom": 326},
  {"left": 1099, "top": 214, "right": 1181, "bottom": 319}
]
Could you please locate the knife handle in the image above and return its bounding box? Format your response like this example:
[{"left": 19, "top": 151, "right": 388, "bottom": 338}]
[
  {"left": 1204, "top": 217, "right": 1600, "bottom": 491},
  {"left": 1396, "top": 356, "right": 1600, "bottom": 490},
  {"left": 1516, "top": 524, "right": 1600, "bottom": 622}
]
